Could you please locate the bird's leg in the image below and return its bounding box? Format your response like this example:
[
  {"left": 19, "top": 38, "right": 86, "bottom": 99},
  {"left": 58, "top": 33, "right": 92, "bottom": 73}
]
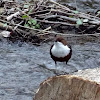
[
  {"left": 55, "top": 61, "right": 57, "bottom": 65},
  {"left": 55, "top": 61, "right": 57, "bottom": 67},
  {"left": 66, "top": 61, "right": 68, "bottom": 65}
]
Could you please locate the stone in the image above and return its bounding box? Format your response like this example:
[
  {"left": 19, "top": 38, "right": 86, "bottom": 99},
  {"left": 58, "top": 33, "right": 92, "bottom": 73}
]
[{"left": 33, "top": 75, "right": 100, "bottom": 100}]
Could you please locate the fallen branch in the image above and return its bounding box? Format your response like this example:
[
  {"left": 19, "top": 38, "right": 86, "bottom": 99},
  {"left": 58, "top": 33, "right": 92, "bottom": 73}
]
[{"left": 37, "top": 19, "right": 75, "bottom": 26}]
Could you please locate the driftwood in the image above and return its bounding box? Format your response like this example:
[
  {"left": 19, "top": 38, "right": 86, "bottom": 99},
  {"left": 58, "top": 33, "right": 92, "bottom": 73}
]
[
  {"left": 0, "top": 0, "right": 100, "bottom": 43},
  {"left": 34, "top": 75, "right": 100, "bottom": 100}
]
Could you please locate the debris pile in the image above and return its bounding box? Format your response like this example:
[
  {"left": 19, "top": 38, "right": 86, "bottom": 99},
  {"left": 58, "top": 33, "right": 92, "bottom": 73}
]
[{"left": 0, "top": 0, "right": 100, "bottom": 44}]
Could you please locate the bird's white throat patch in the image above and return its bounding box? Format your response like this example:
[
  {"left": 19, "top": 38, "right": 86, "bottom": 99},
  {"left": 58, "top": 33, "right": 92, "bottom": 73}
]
[{"left": 51, "top": 42, "right": 70, "bottom": 58}]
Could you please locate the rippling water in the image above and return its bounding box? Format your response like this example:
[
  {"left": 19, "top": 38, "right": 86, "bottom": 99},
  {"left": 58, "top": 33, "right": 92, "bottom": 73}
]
[
  {"left": 0, "top": 38, "right": 100, "bottom": 100},
  {"left": 56, "top": 0, "right": 100, "bottom": 13}
]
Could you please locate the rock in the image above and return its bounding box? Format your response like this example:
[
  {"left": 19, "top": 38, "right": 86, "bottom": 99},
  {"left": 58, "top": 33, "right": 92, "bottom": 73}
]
[
  {"left": 73, "top": 68, "right": 100, "bottom": 83},
  {"left": 0, "top": 31, "right": 11, "bottom": 37},
  {"left": 33, "top": 75, "right": 100, "bottom": 100}
]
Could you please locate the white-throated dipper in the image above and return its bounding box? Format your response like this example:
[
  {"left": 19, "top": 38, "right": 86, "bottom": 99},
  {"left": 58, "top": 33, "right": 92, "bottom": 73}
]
[{"left": 50, "top": 36, "right": 72, "bottom": 65}]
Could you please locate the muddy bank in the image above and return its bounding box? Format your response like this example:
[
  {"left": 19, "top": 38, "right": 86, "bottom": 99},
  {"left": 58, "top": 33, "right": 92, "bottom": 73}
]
[{"left": 0, "top": 39, "right": 100, "bottom": 100}]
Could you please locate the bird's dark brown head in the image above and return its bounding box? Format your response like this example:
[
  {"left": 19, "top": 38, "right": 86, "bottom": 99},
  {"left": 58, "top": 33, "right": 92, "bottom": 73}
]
[{"left": 55, "top": 36, "right": 67, "bottom": 45}]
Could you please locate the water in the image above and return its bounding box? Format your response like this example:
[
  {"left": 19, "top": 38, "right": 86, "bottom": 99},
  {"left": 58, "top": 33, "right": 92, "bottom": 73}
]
[
  {"left": 56, "top": 0, "right": 100, "bottom": 13},
  {"left": 0, "top": 38, "right": 100, "bottom": 100}
]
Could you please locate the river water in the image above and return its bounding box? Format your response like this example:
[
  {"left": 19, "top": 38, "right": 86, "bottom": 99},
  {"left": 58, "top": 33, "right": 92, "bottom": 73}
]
[
  {"left": 0, "top": 0, "right": 100, "bottom": 100},
  {"left": 56, "top": 0, "right": 100, "bottom": 13},
  {"left": 0, "top": 38, "right": 100, "bottom": 100}
]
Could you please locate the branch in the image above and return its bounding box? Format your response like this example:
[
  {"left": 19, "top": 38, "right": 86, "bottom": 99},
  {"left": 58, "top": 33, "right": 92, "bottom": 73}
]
[
  {"left": 37, "top": 19, "right": 75, "bottom": 26},
  {"left": 6, "top": 9, "right": 28, "bottom": 21}
]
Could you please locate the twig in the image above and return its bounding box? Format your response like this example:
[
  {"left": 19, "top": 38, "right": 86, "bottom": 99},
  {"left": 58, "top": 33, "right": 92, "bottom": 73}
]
[
  {"left": 48, "top": 0, "right": 70, "bottom": 11},
  {"left": 36, "top": 26, "right": 51, "bottom": 35},
  {"left": 51, "top": 9, "right": 75, "bottom": 16},
  {"left": 37, "top": 19, "right": 75, "bottom": 26},
  {"left": 7, "top": 11, "right": 20, "bottom": 21},
  {"left": 29, "top": 9, "right": 50, "bottom": 16},
  {"left": 34, "top": 0, "right": 44, "bottom": 11},
  {"left": 13, "top": 20, "right": 24, "bottom": 30},
  {"left": 6, "top": 9, "right": 28, "bottom": 21}
]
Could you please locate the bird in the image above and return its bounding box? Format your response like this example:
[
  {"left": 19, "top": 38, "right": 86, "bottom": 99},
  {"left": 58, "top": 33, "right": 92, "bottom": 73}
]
[{"left": 50, "top": 36, "right": 72, "bottom": 65}]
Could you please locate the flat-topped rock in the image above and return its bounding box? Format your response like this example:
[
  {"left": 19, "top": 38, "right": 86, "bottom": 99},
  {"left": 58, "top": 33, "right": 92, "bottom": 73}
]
[{"left": 33, "top": 75, "right": 100, "bottom": 100}]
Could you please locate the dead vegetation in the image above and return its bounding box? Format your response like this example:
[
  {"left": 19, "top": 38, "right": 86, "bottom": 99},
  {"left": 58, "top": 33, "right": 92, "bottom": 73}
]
[{"left": 0, "top": 0, "right": 100, "bottom": 44}]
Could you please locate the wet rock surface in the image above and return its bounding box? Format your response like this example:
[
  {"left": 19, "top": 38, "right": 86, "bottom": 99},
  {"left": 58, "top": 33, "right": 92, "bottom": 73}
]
[{"left": 0, "top": 38, "right": 100, "bottom": 100}]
